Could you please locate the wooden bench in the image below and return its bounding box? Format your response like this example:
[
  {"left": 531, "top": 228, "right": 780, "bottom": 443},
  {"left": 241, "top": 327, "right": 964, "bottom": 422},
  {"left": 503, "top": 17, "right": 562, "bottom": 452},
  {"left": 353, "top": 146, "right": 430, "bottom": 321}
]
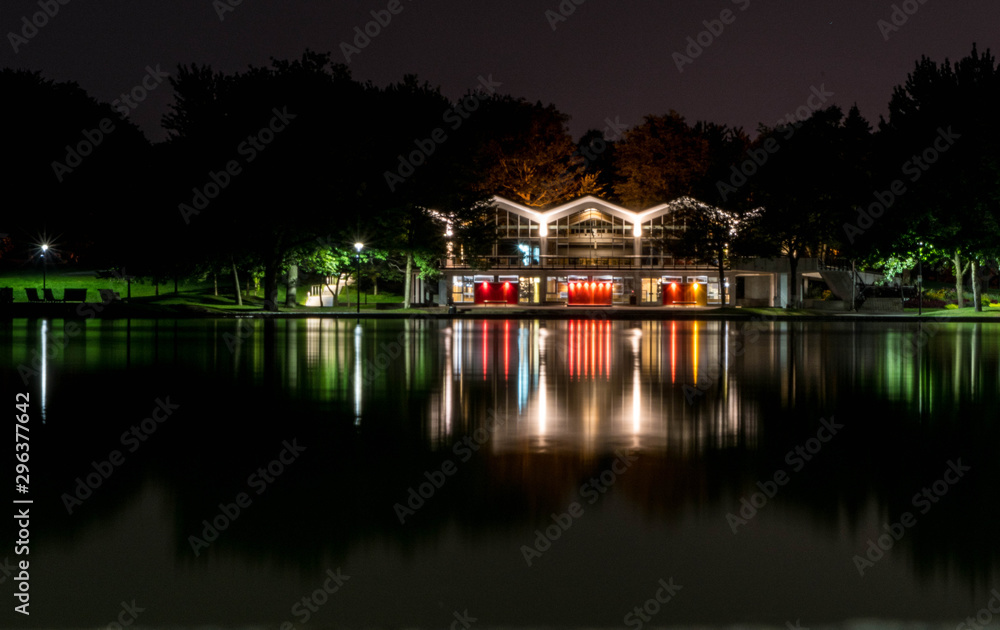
[
  {"left": 25, "top": 288, "right": 43, "bottom": 303},
  {"left": 482, "top": 300, "right": 509, "bottom": 306},
  {"left": 63, "top": 288, "right": 88, "bottom": 302},
  {"left": 43, "top": 288, "right": 58, "bottom": 302}
]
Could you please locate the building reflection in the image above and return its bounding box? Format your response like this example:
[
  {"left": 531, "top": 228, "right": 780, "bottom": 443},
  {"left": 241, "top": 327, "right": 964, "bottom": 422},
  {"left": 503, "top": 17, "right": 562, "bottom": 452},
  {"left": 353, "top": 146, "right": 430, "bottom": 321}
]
[
  {"left": 427, "top": 319, "right": 765, "bottom": 456},
  {"left": 6, "top": 316, "right": 1000, "bottom": 600}
]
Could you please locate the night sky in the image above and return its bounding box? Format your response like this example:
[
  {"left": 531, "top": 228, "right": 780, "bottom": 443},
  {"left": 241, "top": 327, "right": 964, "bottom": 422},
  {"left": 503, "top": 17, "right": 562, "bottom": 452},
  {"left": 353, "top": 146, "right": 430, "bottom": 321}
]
[{"left": 3, "top": 0, "right": 999, "bottom": 142}]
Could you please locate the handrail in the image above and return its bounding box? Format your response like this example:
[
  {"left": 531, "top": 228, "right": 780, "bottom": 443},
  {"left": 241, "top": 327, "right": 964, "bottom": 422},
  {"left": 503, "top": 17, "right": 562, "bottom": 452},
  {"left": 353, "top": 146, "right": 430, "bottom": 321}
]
[{"left": 443, "top": 254, "right": 717, "bottom": 271}]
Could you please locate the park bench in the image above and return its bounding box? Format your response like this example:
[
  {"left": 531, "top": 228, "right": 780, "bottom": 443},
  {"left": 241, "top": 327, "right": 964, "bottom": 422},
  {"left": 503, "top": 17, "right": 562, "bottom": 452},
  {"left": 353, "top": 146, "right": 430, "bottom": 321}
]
[
  {"left": 482, "top": 300, "right": 510, "bottom": 306},
  {"left": 25, "top": 289, "right": 44, "bottom": 302},
  {"left": 63, "top": 288, "right": 88, "bottom": 302},
  {"left": 43, "top": 288, "right": 58, "bottom": 302}
]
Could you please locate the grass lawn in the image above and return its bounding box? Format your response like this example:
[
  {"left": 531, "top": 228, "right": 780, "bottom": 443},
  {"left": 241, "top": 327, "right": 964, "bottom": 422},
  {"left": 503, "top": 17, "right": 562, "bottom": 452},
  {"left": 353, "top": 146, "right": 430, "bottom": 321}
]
[
  {"left": 1, "top": 270, "right": 211, "bottom": 301},
  {"left": 903, "top": 306, "right": 1000, "bottom": 317},
  {"left": 715, "top": 306, "right": 816, "bottom": 317},
  {"left": 0, "top": 269, "right": 405, "bottom": 311}
]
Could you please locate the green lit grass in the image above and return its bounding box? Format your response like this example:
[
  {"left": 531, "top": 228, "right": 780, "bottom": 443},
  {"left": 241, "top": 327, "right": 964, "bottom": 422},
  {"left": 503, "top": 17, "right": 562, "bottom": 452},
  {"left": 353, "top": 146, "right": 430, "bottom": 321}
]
[
  {"left": 0, "top": 269, "right": 404, "bottom": 310},
  {"left": 903, "top": 306, "right": 1000, "bottom": 317}
]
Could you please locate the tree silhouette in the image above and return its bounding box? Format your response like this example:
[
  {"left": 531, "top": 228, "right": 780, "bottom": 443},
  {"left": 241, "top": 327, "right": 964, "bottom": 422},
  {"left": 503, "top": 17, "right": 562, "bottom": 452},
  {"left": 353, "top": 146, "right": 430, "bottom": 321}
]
[{"left": 879, "top": 44, "right": 1000, "bottom": 310}]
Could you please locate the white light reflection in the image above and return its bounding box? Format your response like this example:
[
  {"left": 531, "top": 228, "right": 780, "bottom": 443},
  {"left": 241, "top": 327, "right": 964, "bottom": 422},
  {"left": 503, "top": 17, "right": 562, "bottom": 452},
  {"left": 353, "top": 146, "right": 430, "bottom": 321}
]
[
  {"left": 537, "top": 324, "right": 548, "bottom": 442},
  {"left": 40, "top": 320, "right": 47, "bottom": 423},
  {"left": 353, "top": 324, "right": 362, "bottom": 425},
  {"left": 630, "top": 327, "right": 641, "bottom": 440},
  {"left": 444, "top": 325, "right": 453, "bottom": 434}
]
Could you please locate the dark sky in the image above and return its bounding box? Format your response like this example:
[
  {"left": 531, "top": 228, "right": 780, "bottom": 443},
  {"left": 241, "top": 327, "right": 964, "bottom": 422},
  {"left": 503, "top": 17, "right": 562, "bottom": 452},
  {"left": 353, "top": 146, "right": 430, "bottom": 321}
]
[{"left": 4, "top": 0, "right": 999, "bottom": 142}]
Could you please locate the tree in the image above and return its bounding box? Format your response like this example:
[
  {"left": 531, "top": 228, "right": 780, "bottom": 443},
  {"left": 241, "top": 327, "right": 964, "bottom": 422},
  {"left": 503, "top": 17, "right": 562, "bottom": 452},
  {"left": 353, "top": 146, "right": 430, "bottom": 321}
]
[
  {"left": 669, "top": 198, "right": 761, "bottom": 305},
  {"left": 749, "top": 106, "right": 871, "bottom": 308},
  {"left": 162, "top": 51, "right": 376, "bottom": 310},
  {"left": 878, "top": 44, "right": 1000, "bottom": 310},
  {"left": 370, "top": 77, "right": 496, "bottom": 305},
  {"left": 0, "top": 69, "right": 150, "bottom": 266},
  {"left": 464, "top": 95, "right": 601, "bottom": 208},
  {"left": 613, "top": 112, "right": 710, "bottom": 209}
]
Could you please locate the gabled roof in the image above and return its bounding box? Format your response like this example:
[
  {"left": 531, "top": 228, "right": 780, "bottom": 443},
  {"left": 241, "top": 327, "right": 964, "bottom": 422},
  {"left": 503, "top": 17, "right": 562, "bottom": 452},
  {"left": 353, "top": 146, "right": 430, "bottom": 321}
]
[{"left": 491, "top": 195, "right": 708, "bottom": 224}]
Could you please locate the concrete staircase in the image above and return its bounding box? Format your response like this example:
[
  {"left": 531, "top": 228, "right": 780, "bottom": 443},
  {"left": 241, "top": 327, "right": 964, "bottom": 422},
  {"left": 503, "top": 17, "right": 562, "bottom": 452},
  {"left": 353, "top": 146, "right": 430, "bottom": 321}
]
[{"left": 819, "top": 270, "right": 856, "bottom": 302}]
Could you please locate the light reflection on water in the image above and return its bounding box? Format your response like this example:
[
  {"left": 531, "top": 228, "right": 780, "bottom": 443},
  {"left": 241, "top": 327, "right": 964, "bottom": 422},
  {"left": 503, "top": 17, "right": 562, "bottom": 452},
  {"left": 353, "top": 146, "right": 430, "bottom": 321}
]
[{"left": 3, "top": 317, "right": 999, "bottom": 628}]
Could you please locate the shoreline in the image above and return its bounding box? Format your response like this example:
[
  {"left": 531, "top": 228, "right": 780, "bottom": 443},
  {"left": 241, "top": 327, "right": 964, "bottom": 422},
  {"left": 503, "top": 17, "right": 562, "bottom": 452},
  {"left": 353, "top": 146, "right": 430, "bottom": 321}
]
[{"left": 3, "top": 302, "right": 999, "bottom": 323}]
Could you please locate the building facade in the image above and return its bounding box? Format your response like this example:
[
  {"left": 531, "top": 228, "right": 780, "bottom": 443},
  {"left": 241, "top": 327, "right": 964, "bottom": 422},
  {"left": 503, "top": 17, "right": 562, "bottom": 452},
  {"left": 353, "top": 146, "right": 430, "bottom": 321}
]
[{"left": 437, "top": 195, "right": 785, "bottom": 306}]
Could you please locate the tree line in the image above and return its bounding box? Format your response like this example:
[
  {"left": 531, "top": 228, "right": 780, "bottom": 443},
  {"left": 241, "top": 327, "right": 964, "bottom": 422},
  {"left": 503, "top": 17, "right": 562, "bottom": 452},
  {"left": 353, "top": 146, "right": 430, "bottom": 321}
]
[{"left": 2, "top": 45, "right": 998, "bottom": 309}]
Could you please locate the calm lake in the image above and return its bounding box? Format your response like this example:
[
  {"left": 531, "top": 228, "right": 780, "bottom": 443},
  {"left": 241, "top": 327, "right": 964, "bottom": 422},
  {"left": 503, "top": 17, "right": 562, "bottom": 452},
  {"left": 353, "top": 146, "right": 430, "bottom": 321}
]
[{"left": 2, "top": 316, "right": 999, "bottom": 629}]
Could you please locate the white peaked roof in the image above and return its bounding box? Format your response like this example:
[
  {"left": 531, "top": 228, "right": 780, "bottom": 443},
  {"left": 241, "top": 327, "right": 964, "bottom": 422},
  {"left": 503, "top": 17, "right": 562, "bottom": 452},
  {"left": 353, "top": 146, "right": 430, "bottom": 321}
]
[{"left": 490, "top": 195, "right": 712, "bottom": 224}]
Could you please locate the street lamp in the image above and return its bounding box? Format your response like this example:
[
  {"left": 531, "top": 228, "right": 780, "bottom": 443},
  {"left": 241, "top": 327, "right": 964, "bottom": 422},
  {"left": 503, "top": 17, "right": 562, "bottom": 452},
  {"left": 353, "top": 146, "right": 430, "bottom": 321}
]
[
  {"left": 354, "top": 242, "right": 363, "bottom": 316},
  {"left": 917, "top": 242, "right": 923, "bottom": 316},
  {"left": 40, "top": 244, "right": 49, "bottom": 291}
]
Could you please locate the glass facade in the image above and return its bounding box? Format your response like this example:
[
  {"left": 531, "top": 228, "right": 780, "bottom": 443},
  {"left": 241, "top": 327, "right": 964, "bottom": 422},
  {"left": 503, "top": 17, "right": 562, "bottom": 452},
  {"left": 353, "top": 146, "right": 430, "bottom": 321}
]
[{"left": 443, "top": 198, "right": 734, "bottom": 305}]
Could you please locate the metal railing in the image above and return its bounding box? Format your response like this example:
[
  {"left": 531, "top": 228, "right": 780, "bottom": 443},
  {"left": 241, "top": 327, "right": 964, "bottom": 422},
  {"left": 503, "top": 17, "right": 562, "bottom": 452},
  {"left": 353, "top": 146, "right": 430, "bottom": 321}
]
[{"left": 443, "top": 255, "right": 717, "bottom": 271}]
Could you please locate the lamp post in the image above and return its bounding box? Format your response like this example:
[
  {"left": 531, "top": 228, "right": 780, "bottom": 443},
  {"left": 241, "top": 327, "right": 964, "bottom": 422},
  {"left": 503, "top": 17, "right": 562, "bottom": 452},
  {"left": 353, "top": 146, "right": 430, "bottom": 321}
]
[
  {"left": 41, "top": 244, "right": 49, "bottom": 291},
  {"left": 354, "top": 242, "right": 363, "bottom": 317},
  {"left": 917, "top": 242, "right": 923, "bottom": 316}
]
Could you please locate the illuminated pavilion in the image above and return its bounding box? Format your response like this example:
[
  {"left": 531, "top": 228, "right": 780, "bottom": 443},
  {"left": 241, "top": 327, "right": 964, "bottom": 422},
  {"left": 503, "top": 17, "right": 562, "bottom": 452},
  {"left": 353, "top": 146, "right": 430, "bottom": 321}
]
[{"left": 438, "top": 195, "right": 787, "bottom": 307}]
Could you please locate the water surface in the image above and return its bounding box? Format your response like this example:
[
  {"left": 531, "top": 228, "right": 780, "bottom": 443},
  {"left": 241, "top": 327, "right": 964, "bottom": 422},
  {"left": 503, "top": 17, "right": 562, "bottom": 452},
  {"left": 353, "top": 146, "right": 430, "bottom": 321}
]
[{"left": 2, "top": 317, "right": 998, "bottom": 628}]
